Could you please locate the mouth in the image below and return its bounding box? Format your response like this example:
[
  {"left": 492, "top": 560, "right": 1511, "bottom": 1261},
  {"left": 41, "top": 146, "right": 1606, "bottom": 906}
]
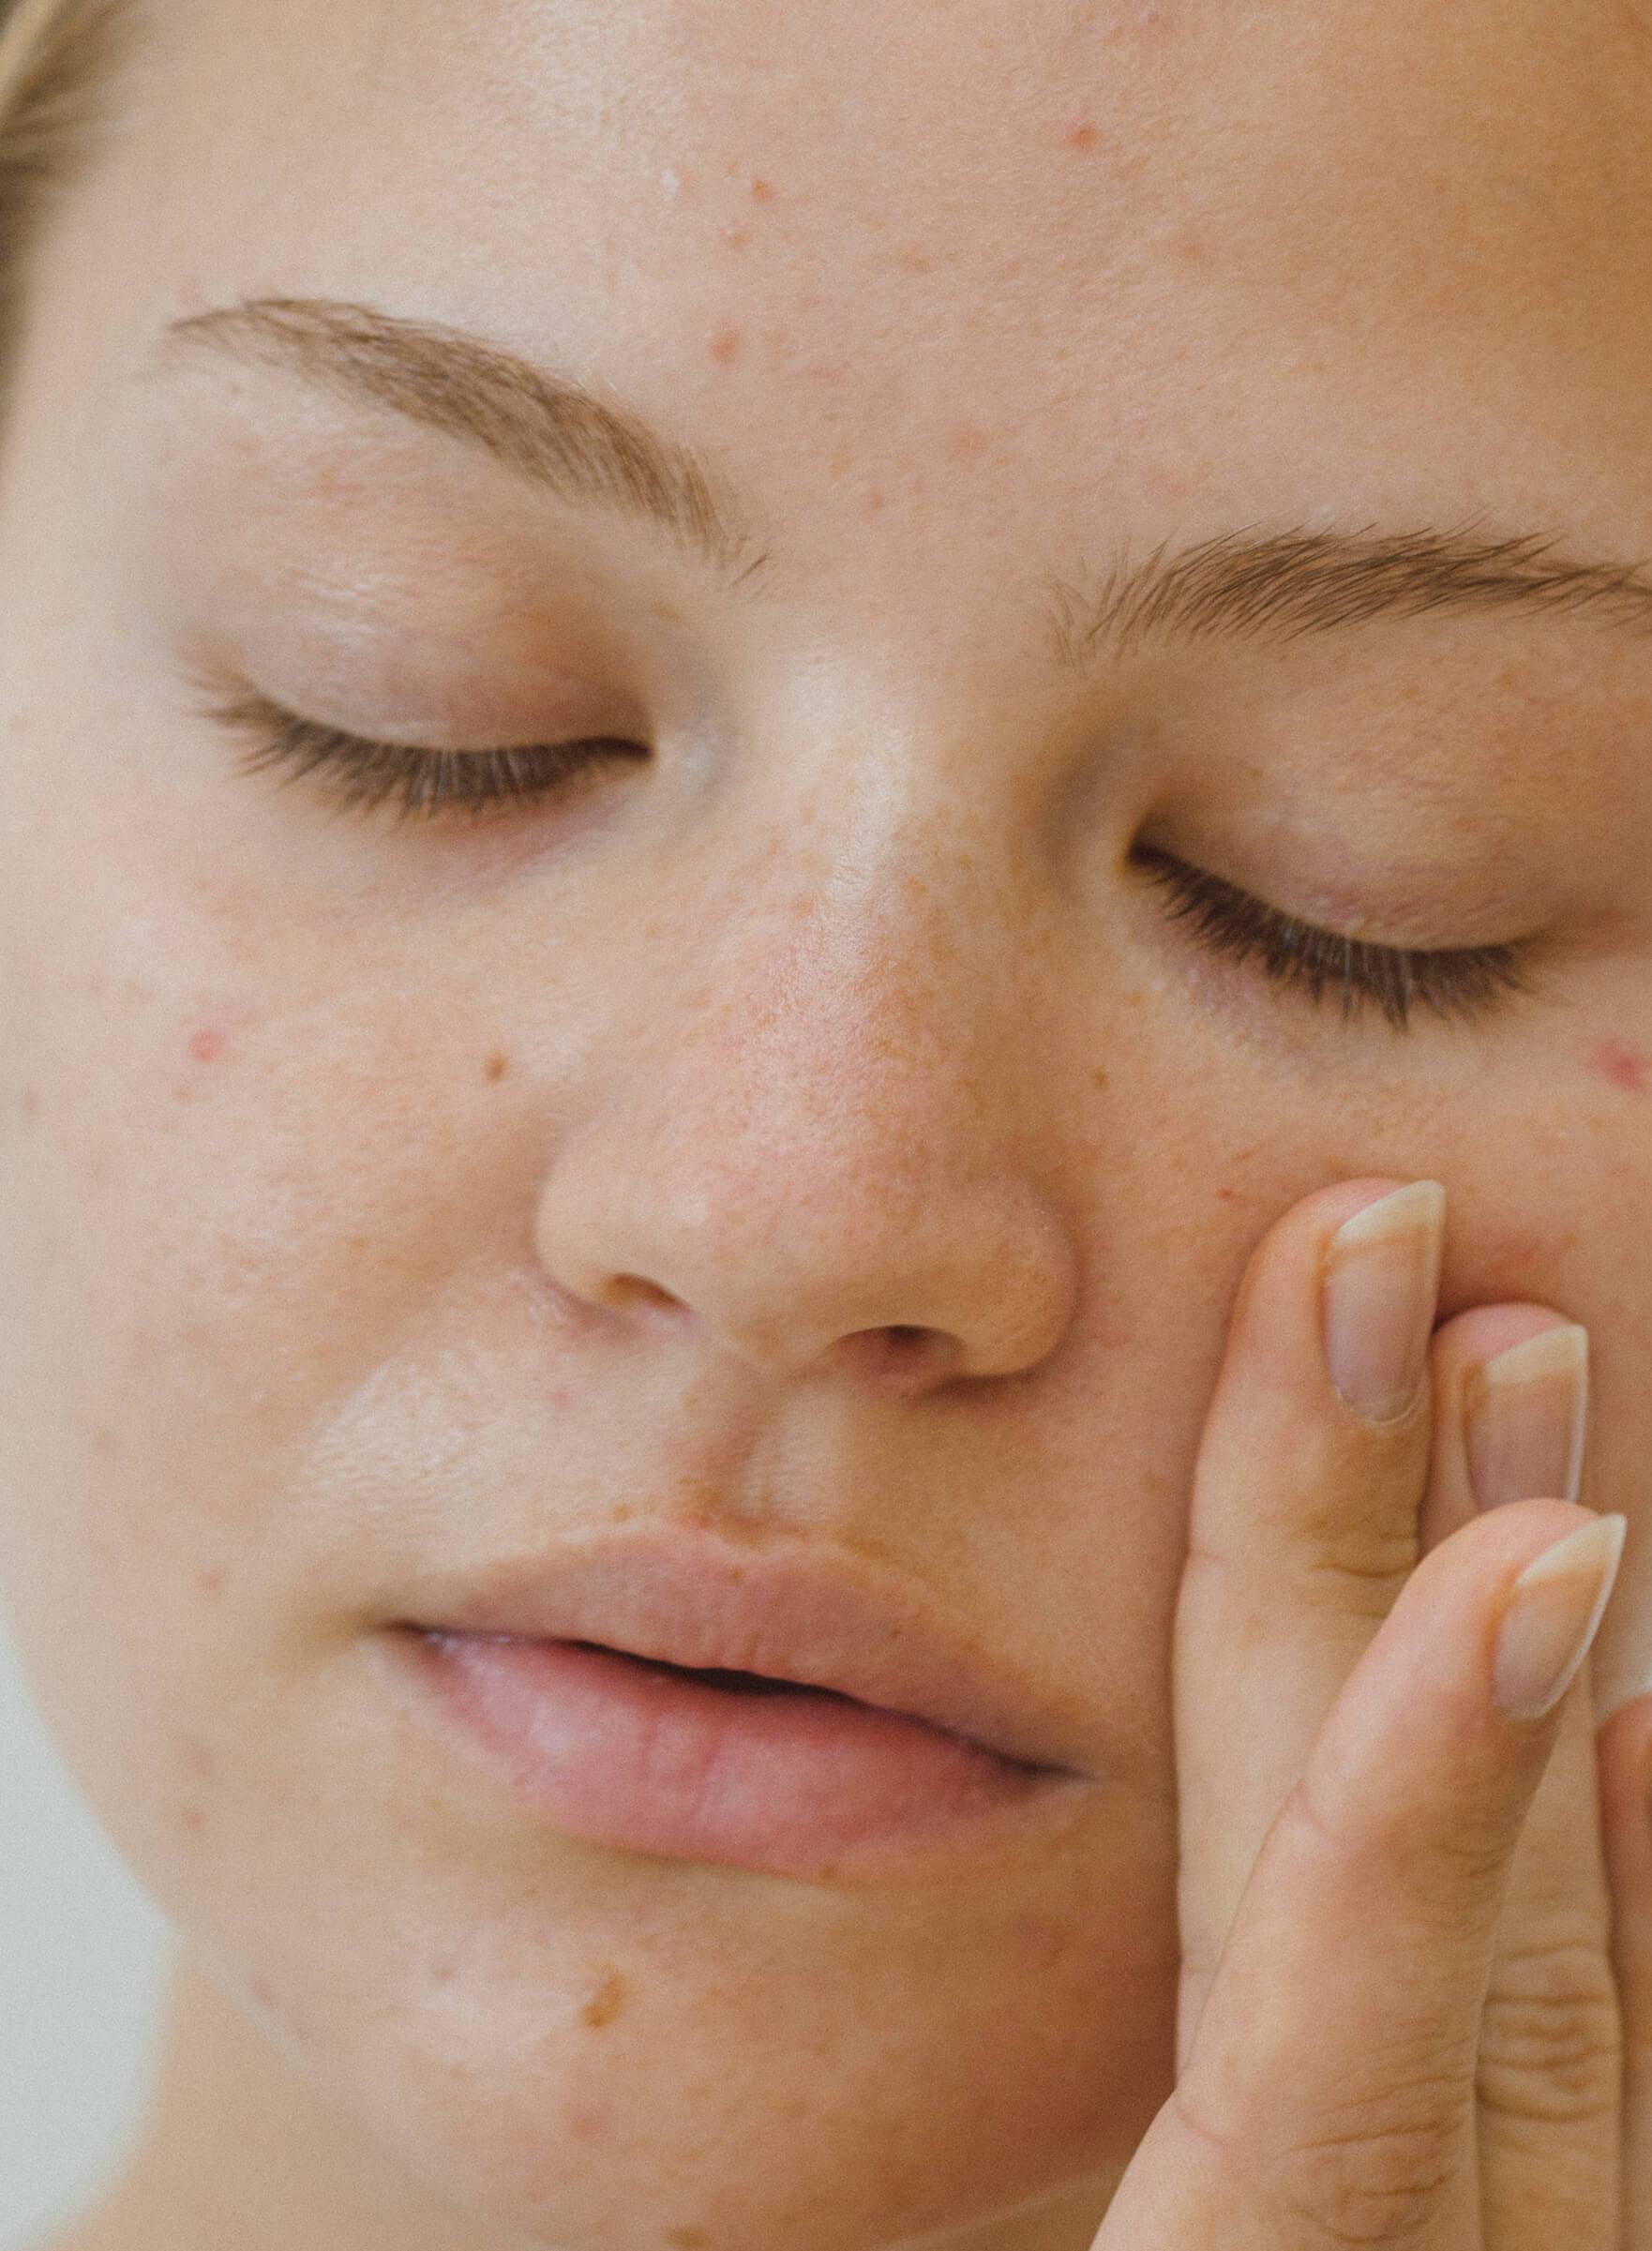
[{"left": 383, "top": 1529, "right": 1098, "bottom": 1880}]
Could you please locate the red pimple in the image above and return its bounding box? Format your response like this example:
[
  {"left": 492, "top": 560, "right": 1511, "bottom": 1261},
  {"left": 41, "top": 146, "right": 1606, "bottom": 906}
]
[
  {"left": 188, "top": 1028, "right": 226, "bottom": 1064},
  {"left": 1593, "top": 1036, "right": 1649, "bottom": 1093}
]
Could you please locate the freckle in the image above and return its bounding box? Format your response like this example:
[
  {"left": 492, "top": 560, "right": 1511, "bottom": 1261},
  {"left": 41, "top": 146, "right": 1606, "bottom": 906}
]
[
  {"left": 1215, "top": 1186, "right": 1237, "bottom": 1202},
  {"left": 865, "top": 488, "right": 888, "bottom": 513},
  {"left": 749, "top": 176, "right": 775, "bottom": 202},
  {"left": 1593, "top": 1036, "right": 1649, "bottom": 1093},
  {"left": 1060, "top": 118, "right": 1101, "bottom": 150},
  {"left": 249, "top": 1975, "right": 278, "bottom": 2010},
  {"left": 485, "top": 1053, "right": 510, "bottom": 1085},
  {"left": 90, "top": 1423, "right": 118, "bottom": 1458},
  {"left": 721, "top": 223, "right": 752, "bottom": 251},
  {"left": 708, "top": 323, "right": 743, "bottom": 365},
  {"left": 199, "top": 1564, "right": 225, "bottom": 1598},
  {"left": 1092, "top": 1067, "right": 1110, "bottom": 1088},
  {"left": 580, "top": 1968, "right": 627, "bottom": 2027},
  {"left": 180, "top": 1802, "right": 206, "bottom": 1835},
  {"left": 668, "top": 2231, "right": 709, "bottom": 2250},
  {"left": 611, "top": 1502, "right": 634, "bottom": 1523},
  {"left": 188, "top": 1028, "right": 226, "bottom": 1064}
]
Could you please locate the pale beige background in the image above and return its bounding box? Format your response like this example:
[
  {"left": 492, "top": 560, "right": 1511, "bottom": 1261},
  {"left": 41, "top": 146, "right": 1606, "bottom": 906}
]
[{"left": 0, "top": 1615, "right": 172, "bottom": 2251}]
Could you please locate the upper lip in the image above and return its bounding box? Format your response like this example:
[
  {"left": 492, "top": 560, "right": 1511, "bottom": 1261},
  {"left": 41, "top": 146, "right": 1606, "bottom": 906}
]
[{"left": 404, "top": 1528, "right": 1094, "bottom": 1778}]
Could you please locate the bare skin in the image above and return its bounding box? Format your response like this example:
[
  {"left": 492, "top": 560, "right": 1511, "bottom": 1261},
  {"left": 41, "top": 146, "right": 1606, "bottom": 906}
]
[{"left": 8, "top": 1, "right": 1652, "bottom": 2246}]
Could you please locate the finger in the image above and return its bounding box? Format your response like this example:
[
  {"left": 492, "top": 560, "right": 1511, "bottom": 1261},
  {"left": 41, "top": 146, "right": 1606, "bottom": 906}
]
[
  {"left": 1174, "top": 1176, "right": 1444, "bottom": 2073},
  {"left": 1105, "top": 1500, "right": 1628, "bottom": 2251},
  {"left": 1597, "top": 1689, "right": 1652, "bottom": 2251},
  {"left": 1422, "top": 1311, "right": 1617, "bottom": 2251}
]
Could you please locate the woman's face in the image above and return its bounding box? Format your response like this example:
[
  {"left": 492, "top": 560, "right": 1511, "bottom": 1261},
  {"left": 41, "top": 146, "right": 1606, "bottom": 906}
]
[{"left": 6, "top": 2, "right": 1652, "bottom": 2244}]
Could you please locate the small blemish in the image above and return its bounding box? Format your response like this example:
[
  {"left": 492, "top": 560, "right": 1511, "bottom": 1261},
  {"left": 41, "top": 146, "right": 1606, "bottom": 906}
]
[
  {"left": 944, "top": 422, "right": 991, "bottom": 464},
  {"left": 580, "top": 1967, "right": 628, "bottom": 2027},
  {"left": 180, "top": 1802, "right": 206, "bottom": 1835},
  {"left": 1092, "top": 1068, "right": 1110, "bottom": 1089},
  {"left": 188, "top": 1028, "right": 227, "bottom": 1064},
  {"left": 485, "top": 1053, "right": 510, "bottom": 1085},
  {"left": 896, "top": 246, "right": 934, "bottom": 275},
  {"left": 708, "top": 324, "right": 743, "bottom": 365},
  {"left": 19, "top": 1087, "right": 39, "bottom": 1118},
  {"left": 749, "top": 176, "right": 775, "bottom": 203},
  {"left": 721, "top": 223, "right": 753, "bottom": 251},
  {"left": 90, "top": 1424, "right": 119, "bottom": 1458},
  {"left": 668, "top": 2231, "right": 709, "bottom": 2250},
  {"left": 1593, "top": 1036, "right": 1649, "bottom": 1093},
  {"left": 199, "top": 1564, "right": 226, "bottom": 1598},
  {"left": 1215, "top": 1186, "right": 1237, "bottom": 1202},
  {"left": 1060, "top": 119, "right": 1101, "bottom": 150}
]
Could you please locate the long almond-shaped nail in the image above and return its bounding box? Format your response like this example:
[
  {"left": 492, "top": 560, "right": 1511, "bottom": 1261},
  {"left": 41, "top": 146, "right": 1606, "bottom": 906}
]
[
  {"left": 1322, "top": 1181, "right": 1446, "bottom": 1422},
  {"left": 1466, "top": 1325, "right": 1588, "bottom": 1512},
  {"left": 1492, "top": 1512, "right": 1626, "bottom": 1721}
]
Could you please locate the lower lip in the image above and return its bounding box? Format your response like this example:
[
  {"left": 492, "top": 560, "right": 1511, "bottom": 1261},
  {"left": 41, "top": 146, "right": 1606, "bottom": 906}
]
[{"left": 398, "top": 1629, "right": 1083, "bottom": 1880}]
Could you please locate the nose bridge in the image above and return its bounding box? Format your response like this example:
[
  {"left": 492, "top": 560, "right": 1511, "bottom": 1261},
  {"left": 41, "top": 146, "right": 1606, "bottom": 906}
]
[{"left": 533, "top": 789, "right": 1079, "bottom": 1382}]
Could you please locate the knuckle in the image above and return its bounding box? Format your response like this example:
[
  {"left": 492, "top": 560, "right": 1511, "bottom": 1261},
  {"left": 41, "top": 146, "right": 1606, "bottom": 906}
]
[
  {"left": 1477, "top": 1932, "right": 1621, "bottom": 2128},
  {"left": 1174, "top": 2049, "right": 1468, "bottom": 2249}
]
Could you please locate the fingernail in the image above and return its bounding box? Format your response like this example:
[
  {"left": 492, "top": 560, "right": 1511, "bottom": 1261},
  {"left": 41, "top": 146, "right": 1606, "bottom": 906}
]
[
  {"left": 1466, "top": 1325, "right": 1588, "bottom": 1511},
  {"left": 1322, "top": 1180, "right": 1446, "bottom": 1422},
  {"left": 1492, "top": 1512, "right": 1626, "bottom": 1721}
]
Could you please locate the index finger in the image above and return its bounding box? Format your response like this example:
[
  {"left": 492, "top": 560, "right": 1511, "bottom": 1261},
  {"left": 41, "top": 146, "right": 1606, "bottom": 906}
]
[{"left": 1173, "top": 1176, "right": 1444, "bottom": 2073}]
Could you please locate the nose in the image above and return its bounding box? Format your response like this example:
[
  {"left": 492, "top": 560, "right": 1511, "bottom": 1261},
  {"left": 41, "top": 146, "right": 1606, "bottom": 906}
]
[{"left": 533, "top": 836, "right": 1079, "bottom": 1392}]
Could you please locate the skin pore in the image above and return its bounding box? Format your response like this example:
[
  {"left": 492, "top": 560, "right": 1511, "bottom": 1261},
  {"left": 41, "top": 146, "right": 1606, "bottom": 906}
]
[{"left": 4, "top": 1, "right": 1652, "bottom": 2247}]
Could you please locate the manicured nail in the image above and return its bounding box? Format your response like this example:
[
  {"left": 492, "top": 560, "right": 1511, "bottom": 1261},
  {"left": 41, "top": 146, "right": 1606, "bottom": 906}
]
[
  {"left": 1492, "top": 1512, "right": 1626, "bottom": 1721},
  {"left": 1466, "top": 1325, "right": 1588, "bottom": 1511},
  {"left": 1322, "top": 1181, "right": 1446, "bottom": 1422}
]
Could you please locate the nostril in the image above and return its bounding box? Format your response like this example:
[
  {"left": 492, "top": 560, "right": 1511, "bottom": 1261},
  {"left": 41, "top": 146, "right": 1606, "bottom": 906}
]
[{"left": 607, "top": 1274, "right": 680, "bottom": 1314}]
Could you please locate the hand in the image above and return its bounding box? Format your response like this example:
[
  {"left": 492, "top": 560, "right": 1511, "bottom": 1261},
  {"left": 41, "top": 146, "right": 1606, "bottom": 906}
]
[{"left": 1095, "top": 1177, "right": 1649, "bottom": 2250}]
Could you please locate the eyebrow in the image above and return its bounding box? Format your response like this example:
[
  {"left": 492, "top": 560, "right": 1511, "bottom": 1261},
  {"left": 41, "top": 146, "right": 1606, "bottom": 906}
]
[
  {"left": 155, "top": 296, "right": 1652, "bottom": 662},
  {"left": 1044, "top": 522, "right": 1652, "bottom": 665},
  {"left": 156, "top": 295, "right": 774, "bottom": 592}
]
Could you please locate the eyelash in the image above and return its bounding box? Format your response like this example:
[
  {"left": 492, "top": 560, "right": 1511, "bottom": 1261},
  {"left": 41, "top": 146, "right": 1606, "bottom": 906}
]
[
  {"left": 204, "top": 692, "right": 1532, "bottom": 1034},
  {"left": 1133, "top": 848, "right": 1532, "bottom": 1031},
  {"left": 203, "top": 691, "right": 642, "bottom": 823}
]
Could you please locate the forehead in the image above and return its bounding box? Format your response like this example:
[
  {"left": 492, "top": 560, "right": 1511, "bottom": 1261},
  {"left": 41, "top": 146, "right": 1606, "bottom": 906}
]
[{"left": 43, "top": 0, "right": 1652, "bottom": 597}]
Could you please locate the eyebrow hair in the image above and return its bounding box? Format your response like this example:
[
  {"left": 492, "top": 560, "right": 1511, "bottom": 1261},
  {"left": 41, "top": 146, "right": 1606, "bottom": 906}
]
[
  {"left": 155, "top": 296, "right": 1652, "bottom": 666},
  {"left": 1044, "top": 522, "right": 1652, "bottom": 665},
  {"left": 157, "top": 295, "right": 774, "bottom": 592}
]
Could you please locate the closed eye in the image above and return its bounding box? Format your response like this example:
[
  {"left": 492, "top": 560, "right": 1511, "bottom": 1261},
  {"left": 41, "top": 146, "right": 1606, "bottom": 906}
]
[
  {"left": 201, "top": 688, "right": 647, "bottom": 823},
  {"left": 1133, "top": 847, "right": 1534, "bottom": 1032}
]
